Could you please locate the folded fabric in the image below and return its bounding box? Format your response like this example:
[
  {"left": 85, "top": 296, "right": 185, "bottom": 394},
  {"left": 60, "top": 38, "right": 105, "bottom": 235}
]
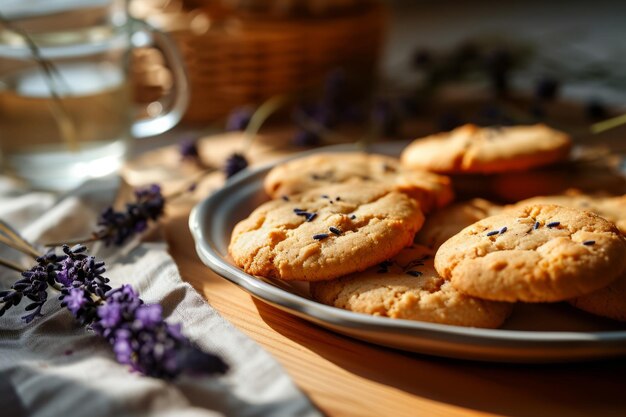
[{"left": 0, "top": 176, "right": 320, "bottom": 417}]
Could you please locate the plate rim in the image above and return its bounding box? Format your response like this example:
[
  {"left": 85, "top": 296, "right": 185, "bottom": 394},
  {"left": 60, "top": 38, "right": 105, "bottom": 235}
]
[{"left": 189, "top": 143, "right": 626, "bottom": 351}]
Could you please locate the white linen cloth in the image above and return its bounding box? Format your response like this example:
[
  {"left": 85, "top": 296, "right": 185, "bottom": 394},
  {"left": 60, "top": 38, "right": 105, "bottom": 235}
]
[{"left": 0, "top": 176, "right": 321, "bottom": 417}]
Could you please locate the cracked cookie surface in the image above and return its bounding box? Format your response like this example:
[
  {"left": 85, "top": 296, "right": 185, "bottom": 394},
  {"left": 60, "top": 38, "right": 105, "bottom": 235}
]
[
  {"left": 401, "top": 124, "right": 571, "bottom": 174},
  {"left": 434, "top": 204, "right": 626, "bottom": 302},
  {"left": 263, "top": 152, "right": 453, "bottom": 213},
  {"left": 508, "top": 191, "right": 626, "bottom": 235},
  {"left": 229, "top": 183, "right": 424, "bottom": 281},
  {"left": 310, "top": 245, "right": 513, "bottom": 328}
]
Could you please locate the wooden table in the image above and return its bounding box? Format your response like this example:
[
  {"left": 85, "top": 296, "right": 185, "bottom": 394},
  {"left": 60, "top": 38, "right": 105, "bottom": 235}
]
[{"left": 121, "top": 126, "right": 626, "bottom": 417}]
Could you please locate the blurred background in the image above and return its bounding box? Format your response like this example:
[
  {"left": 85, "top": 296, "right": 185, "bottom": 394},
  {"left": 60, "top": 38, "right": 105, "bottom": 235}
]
[
  {"left": 1, "top": 0, "right": 624, "bottom": 188},
  {"left": 128, "top": 0, "right": 626, "bottom": 145}
]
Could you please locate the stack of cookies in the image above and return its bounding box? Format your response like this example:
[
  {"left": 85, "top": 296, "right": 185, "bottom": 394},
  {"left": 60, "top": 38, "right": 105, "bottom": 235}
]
[{"left": 229, "top": 124, "right": 626, "bottom": 328}]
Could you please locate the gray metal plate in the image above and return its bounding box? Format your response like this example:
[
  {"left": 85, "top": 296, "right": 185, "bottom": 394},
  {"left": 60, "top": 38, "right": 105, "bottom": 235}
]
[{"left": 189, "top": 142, "right": 626, "bottom": 362}]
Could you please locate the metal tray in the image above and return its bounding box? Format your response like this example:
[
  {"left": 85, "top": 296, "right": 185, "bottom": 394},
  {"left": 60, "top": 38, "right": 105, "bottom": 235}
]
[{"left": 189, "top": 143, "right": 626, "bottom": 362}]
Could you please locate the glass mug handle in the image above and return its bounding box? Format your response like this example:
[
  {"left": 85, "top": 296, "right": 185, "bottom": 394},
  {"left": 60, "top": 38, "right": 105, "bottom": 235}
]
[{"left": 130, "top": 19, "right": 189, "bottom": 138}]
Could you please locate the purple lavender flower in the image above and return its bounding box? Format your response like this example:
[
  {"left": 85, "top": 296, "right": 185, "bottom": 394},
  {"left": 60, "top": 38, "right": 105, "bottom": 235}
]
[
  {"left": 64, "top": 288, "right": 88, "bottom": 315},
  {"left": 135, "top": 304, "right": 163, "bottom": 327},
  {"left": 224, "top": 153, "right": 248, "bottom": 179},
  {"left": 0, "top": 251, "right": 62, "bottom": 323},
  {"left": 179, "top": 137, "right": 200, "bottom": 161},
  {"left": 58, "top": 245, "right": 110, "bottom": 298},
  {"left": 57, "top": 244, "right": 111, "bottom": 325},
  {"left": 91, "top": 284, "right": 228, "bottom": 379},
  {"left": 96, "top": 185, "right": 165, "bottom": 246},
  {"left": 1, "top": 243, "right": 228, "bottom": 380},
  {"left": 226, "top": 107, "right": 254, "bottom": 131}
]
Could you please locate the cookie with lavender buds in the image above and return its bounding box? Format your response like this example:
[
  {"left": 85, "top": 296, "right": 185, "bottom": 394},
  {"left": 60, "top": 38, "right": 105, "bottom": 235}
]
[
  {"left": 401, "top": 124, "right": 571, "bottom": 174},
  {"left": 229, "top": 183, "right": 424, "bottom": 281},
  {"left": 310, "top": 245, "right": 513, "bottom": 328},
  {"left": 507, "top": 191, "right": 626, "bottom": 235},
  {"left": 434, "top": 204, "right": 626, "bottom": 302},
  {"left": 263, "top": 152, "right": 453, "bottom": 213},
  {"left": 569, "top": 271, "right": 626, "bottom": 322},
  {"left": 414, "top": 198, "right": 500, "bottom": 250}
]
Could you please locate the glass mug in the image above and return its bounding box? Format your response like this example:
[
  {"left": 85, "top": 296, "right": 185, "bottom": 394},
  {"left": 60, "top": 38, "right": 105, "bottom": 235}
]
[{"left": 0, "top": 1, "right": 188, "bottom": 190}]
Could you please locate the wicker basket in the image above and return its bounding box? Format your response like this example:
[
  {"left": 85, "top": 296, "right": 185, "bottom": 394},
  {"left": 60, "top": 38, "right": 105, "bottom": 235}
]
[{"left": 133, "top": 0, "right": 387, "bottom": 122}]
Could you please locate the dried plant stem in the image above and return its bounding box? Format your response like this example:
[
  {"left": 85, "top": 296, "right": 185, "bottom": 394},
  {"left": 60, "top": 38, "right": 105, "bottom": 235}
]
[
  {"left": 0, "top": 220, "right": 40, "bottom": 254},
  {"left": 242, "top": 94, "right": 291, "bottom": 153},
  {"left": 44, "top": 234, "right": 101, "bottom": 248},
  {"left": 292, "top": 108, "right": 353, "bottom": 144},
  {"left": 0, "top": 234, "right": 40, "bottom": 258},
  {"left": 0, "top": 12, "right": 78, "bottom": 151},
  {"left": 0, "top": 257, "right": 26, "bottom": 273},
  {"left": 591, "top": 113, "right": 626, "bottom": 134}
]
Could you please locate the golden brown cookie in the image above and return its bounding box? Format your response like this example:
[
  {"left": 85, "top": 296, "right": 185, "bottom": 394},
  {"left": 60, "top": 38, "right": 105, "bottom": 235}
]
[
  {"left": 414, "top": 199, "right": 500, "bottom": 250},
  {"left": 310, "top": 245, "right": 513, "bottom": 328},
  {"left": 508, "top": 191, "right": 626, "bottom": 235},
  {"left": 569, "top": 272, "right": 626, "bottom": 322},
  {"left": 229, "top": 183, "right": 424, "bottom": 281},
  {"left": 263, "top": 152, "right": 454, "bottom": 213},
  {"left": 486, "top": 160, "right": 626, "bottom": 203},
  {"left": 434, "top": 204, "right": 626, "bottom": 302},
  {"left": 401, "top": 124, "right": 571, "bottom": 174}
]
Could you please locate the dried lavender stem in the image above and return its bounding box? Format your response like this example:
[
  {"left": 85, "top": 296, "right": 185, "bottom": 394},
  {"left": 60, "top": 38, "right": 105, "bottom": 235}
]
[
  {"left": 44, "top": 234, "right": 102, "bottom": 248},
  {"left": 0, "top": 234, "right": 40, "bottom": 258},
  {"left": 293, "top": 108, "right": 352, "bottom": 144},
  {"left": 0, "top": 257, "right": 26, "bottom": 273},
  {"left": 591, "top": 113, "right": 626, "bottom": 134},
  {"left": 0, "top": 220, "right": 40, "bottom": 254},
  {"left": 242, "top": 94, "right": 291, "bottom": 153}
]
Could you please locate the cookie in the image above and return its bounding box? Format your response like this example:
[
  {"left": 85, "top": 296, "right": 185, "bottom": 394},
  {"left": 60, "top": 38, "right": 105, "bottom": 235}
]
[
  {"left": 229, "top": 183, "right": 425, "bottom": 281},
  {"left": 414, "top": 199, "right": 500, "bottom": 250},
  {"left": 263, "top": 152, "right": 454, "bottom": 213},
  {"left": 489, "top": 161, "right": 626, "bottom": 203},
  {"left": 508, "top": 191, "right": 626, "bottom": 235},
  {"left": 569, "top": 272, "right": 626, "bottom": 322},
  {"left": 401, "top": 124, "right": 571, "bottom": 174},
  {"left": 310, "top": 245, "right": 513, "bottom": 328},
  {"left": 434, "top": 204, "right": 626, "bottom": 302}
]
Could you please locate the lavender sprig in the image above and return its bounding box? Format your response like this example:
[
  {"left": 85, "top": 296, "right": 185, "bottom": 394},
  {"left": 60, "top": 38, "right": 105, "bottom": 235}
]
[
  {"left": 0, "top": 251, "right": 64, "bottom": 322},
  {"left": 1, "top": 244, "right": 228, "bottom": 379}
]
